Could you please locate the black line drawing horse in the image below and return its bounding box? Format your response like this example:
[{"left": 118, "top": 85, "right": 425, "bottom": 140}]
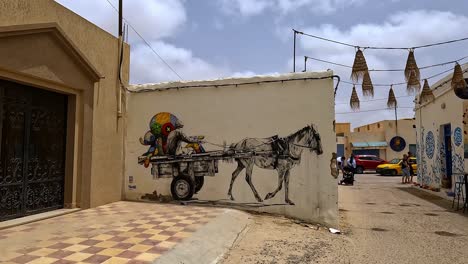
[{"left": 227, "top": 124, "right": 323, "bottom": 205}]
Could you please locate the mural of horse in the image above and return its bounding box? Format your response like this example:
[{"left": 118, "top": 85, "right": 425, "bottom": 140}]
[{"left": 227, "top": 125, "right": 323, "bottom": 205}]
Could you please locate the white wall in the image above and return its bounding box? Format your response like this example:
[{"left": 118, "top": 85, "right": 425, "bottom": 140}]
[
  {"left": 415, "top": 72, "right": 466, "bottom": 189},
  {"left": 124, "top": 71, "right": 338, "bottom": 225}
]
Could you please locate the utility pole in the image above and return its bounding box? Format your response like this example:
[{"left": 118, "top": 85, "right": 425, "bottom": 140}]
[
  {"left": 117, "top": 0, "right": 123, "bottom": 117},
  {"left": 303, "top": 56, "right": 307, "bottom": 72},
  {"left": 119, "top": 0, "right": 123, "bottom": 37},
  {"left": 293, "top": 29, "right": 297, "bottom": 72},
  {"left": 395, "top": 105, "right": 398, "bottom": 135}
]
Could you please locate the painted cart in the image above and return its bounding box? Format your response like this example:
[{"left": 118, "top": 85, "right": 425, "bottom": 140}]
[{"left": 138, "top": 149, "right": 261, "bottom": 200}]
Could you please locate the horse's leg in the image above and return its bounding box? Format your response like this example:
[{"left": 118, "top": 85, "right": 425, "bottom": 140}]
[
  {"left": 227, "top": 160, "right": 244, "bottom": 201},
  {"left": 284, "top": 170, "right": 295, "bottom": 205},
  {"left": 245, "top": 162, "right": 263, "bottom": 202},
  {"left": 265, "top": 168, "right": 285, "bottom": 200}
]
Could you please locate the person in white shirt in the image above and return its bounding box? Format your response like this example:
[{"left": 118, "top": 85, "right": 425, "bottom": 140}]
[{"left": 337, "top": 156, "right": 346, "bottom": 175}]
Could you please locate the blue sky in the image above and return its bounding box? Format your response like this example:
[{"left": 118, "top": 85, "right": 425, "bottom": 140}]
[{"left": 55, "top": 0, "right": 468, "bottom": 127}]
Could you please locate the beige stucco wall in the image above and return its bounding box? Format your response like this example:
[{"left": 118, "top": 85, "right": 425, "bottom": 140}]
[
  {"left": 124, "top": 72, "right": 338, "bottom": 225},
  {"left": 415, "top": 66, "right": 467, "bottom": 189},
  {"left": 336, "top": 123, "right": 351, "bottom": 157},
  {"left": 0, "top": 0, "right": 129, "bottom": 208}
]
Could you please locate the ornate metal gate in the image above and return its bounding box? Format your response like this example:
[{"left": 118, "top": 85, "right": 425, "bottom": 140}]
[{"left": 0, "top": 80, "right": 67, "bottom": 221}]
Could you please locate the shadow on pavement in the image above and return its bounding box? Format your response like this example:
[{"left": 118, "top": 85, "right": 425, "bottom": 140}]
[{"left": 398, "top": 187, "right": 468, "bottom": 218}]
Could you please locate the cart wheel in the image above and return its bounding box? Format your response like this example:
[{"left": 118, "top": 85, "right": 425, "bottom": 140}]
[
  {"left": 171, "top": 175, "right": 195, "bottom": 200},
  {"left": 194, "top": 176, "right": 204, "bottom": 194}
]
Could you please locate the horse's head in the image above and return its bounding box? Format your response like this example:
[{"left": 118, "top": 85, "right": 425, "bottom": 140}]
[{"left": 307, "top": 124, "right": 323, "bottom": 155}]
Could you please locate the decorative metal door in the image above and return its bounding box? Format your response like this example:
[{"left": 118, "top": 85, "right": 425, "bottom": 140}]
[{"left": 0, "top": 80, "right": 67, "bottom": 221}]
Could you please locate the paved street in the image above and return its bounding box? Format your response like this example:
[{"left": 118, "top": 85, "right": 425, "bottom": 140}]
[
  {"left": 2, "top": 175, "right": 468, "bottom": 264},
  {"left": 338, "top": 173, "right": 468, "bottom": 264},
  {"left": 222, "top": 174, "right": 468, "bottom": 264},
  {"left": 0, "top": 201, "right": 245, "bottom": 264}
]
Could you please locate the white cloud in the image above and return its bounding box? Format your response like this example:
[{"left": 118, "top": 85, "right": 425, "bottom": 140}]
[
  {"left": 218, "top": 0, "right": 272, "bottom": 16},
  {"left": 130, "top": 42, "right": 263, "bottom": 84},
  {"left": 56, "top": 0, "right": 260, "bottom": 84},
  {"left": 130, "top": 42, "right": 228, "bottom": 84},
  {"left": 295, "top": 10, "right": 468, "bottom": 127},
  {"left": 218, "top": 0, "right": 365, "bottom": 16},
  {"left": 55, "top": 0, "right": 186, "bottom": 40}
]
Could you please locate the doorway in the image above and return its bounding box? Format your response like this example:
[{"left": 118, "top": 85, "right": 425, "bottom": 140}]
[
  {"left": 443, "top": 124, "right": 452, "bottom": 188},
  {"left": 0, "top": 80, "right": 67, "bottom": 221}
]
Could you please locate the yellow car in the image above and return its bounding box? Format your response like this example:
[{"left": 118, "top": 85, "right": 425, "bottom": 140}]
[{"left": 376, "top": 157, "right": 417, "bottom": 176}]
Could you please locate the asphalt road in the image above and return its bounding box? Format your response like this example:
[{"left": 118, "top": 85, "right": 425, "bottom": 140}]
[{"left": 339, "top": 173, "right": 468, "bottom": 264}]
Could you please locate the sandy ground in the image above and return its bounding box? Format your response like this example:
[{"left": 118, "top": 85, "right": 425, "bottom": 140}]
[
  {"left": 221, "top": 174, "right": 468, "bottom": 264},
  {"left": 220, "top": 212, "right": 349, "bottom": 264}
]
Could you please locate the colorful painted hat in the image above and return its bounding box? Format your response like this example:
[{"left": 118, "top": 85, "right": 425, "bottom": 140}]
[{"left": 149, "top": 112, "right": 181, "bottom": 137}]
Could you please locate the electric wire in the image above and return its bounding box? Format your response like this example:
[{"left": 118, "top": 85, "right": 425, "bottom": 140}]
[
  {"left": 105, "top": 0, "right": 183, "bottom": 80},
  {"left": 304, "top": 55, "right": 468, "bottom": 72},
  {"left": 335, "top": 106, "right": 414, "bottom": 115},
  {"left": 294, "top": 29, "right": 468, "bottom": 50}
]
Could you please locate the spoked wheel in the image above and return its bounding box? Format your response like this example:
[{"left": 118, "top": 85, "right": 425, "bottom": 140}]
[
  {"left": 194, "top": 176, "right": 204, "bottom": 194},
  {"left": 171, "top": 175, "right": 195, "bottom": 200}
]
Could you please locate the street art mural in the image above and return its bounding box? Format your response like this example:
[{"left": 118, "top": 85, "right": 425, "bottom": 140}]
[
  {"left": 137, "top": 112, "right": 324, "bottom": 204},
  {"left": 425, "top": 131, "right": 435, "bottom": 159},
  {"left": 227, "top": 124, "right": 323, "bottom": 205},
  {"left": 454, "top": 127, "right": 463, "bottom": 147}
]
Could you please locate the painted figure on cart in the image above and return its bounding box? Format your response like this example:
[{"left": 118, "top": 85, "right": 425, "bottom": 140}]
[{"left": 139, "top": 112, "right": 203, "bottom": 167}]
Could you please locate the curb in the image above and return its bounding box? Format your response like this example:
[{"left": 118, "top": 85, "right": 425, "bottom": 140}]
[{"left": 154, "top": 209, "right": 252, "bottom": 264}]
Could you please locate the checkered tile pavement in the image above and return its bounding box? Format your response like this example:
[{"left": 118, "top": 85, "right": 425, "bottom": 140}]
[{"left": 0, "top": 202, "right": 221, "bottom": 264}]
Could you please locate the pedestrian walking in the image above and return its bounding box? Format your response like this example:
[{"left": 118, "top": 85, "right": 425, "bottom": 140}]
[{"left": 401, "top": 154, "right": 410, "bottom": 184}]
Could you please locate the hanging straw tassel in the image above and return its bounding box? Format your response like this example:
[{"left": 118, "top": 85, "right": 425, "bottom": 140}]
[
  {"left": 420, "top": 79, "right": 435, "bottom": 104},
  {"left": 350, "top": 85, "right": 360, "bottom": 110},
  {"left": 387, "top": 85, "right": 397, "bottom": 109},
  {"left": 361, "top": 71, "right": 374, "bottom": 97},
  {"left": 351, "top": 48, "right": 368, "bottom": 82},
  {"left": 407, "top": 70, "right": 421, "bottom": 94},
  {"left": 451, "top": 62, "right": 467, "bottom": 92},
  {"left": 405, "top": 49, "right": 421, "bottom": 94},
  {"left": 405, "top": 49, "right": 420, "bottom": 81}
]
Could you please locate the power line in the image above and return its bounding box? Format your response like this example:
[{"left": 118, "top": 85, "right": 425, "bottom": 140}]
[
  {"left": 335, "top": 95, "right": 414, "bottom": 105},
  {"left": 104, "top": 0, "right": 183, "bottom": 80},
  {"left": 304, "top": 55, "right": 468, "bottom": 72},
  {"left": 336, "top": 106, "right": 414, "bottom": 114},
  {"left": 294, "top": 29, "right": 468, "bottom": 50},
  {"left": 339, "top": 67, "right": 455, "bottom": 87}
]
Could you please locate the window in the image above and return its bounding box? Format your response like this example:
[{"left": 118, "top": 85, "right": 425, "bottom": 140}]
[
  {"left": 367, "top": 125, "right": 370, "bottom": 130},
  {"left": 377, "top": 123, "right": 380, "bottom": 128},
  {"left": 357, "top": 128, "right": 360, "bottom": 132},
  {"left": 337, "top": 132, "right": 344, "bottom": 137}
]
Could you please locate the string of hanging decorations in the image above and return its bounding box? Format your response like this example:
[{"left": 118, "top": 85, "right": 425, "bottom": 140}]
[
  {"left": 294, "top": 28, "right": 468, "bottom": 110},
  {"left": 304, "top": 55, "right": 468, "bottom": 72}
]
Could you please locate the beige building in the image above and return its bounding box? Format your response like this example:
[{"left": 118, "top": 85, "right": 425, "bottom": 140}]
[
  {"left": 0, "top": 0, "right": 129, "bottom": 221},
  {"left": 336, "top": 122, "right": 351, "bottom": 157},
  {"left": 352, "top": 119, "right": 416, "bottom": 161},
  {"left": 337, "top": 119, "right": 416, "bottom": 161},
  {"left": 415, "top": 64, "right": 468, "bottom": 191}
]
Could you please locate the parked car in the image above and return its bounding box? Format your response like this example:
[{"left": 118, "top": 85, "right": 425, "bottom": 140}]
[
  {"left": 376, "top": 157, "right": 417, "bottom": 176},
  {"left": 354, "top": 155, "right": 387, "bottom": 174}
]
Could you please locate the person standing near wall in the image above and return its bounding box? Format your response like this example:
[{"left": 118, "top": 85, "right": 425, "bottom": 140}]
[
  {"left": 408, "top": 151, "right": 414, "bottom": 183},
  {"left": 401, "top": 154, "right": 410, "bottom": 184}
]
